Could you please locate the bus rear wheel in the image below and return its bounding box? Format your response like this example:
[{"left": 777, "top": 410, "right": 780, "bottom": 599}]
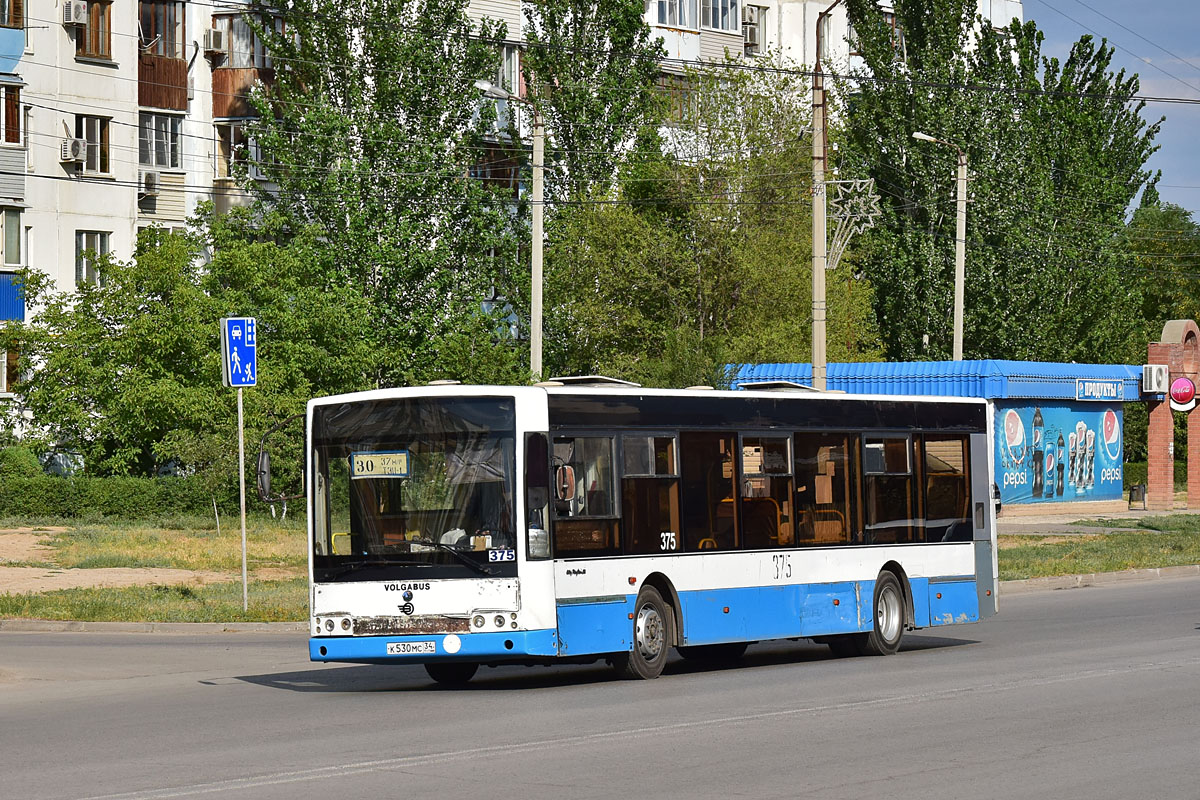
[
  {"left": 860, "top": 571, "right": 905, "bottom": 656},
  {"left": 425, "top": 661, "right": 479, "bottom": 686},
  {"left": 613, "top": 587, "right": 671, "bottom": 680}
]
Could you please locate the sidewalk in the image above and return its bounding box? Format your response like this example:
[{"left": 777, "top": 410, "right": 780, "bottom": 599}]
[{"left": 996, "top": 507, "right": 1177, "bottom": 537}]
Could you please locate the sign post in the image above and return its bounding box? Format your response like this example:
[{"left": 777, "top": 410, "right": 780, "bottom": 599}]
[{"left": 221, "top": 317, "right": 257, "bottom": 612}]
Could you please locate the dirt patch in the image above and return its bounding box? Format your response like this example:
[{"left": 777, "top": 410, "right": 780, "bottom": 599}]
[
  {"left": 0, "top": 529, "right": 234, "bottom": 594},
  {"left": 998, "top": 533, "right": 1102, "bottom": 549}
]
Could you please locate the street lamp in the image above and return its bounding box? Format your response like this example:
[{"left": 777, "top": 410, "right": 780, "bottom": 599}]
[
  {"left": 912, "top": 131, "right": 968, "bottom": 361},
  {"left": 475, "top": 79, "right": 545, "bottom": 380}
]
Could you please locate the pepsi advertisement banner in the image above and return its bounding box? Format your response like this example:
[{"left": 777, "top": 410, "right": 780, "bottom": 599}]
[{"left": 993, "top": 402, "right": 1124, "bottom": 505}]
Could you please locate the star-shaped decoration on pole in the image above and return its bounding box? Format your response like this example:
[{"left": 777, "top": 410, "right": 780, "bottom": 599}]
[{"left": 825, "top": 178, "right": 881, "bottom": 272}]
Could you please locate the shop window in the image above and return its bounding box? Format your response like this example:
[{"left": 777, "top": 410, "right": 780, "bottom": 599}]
[
  {"left": 680, "top": 431, "right": 739, "bottom": 551},
  {"left": 740, "top": 435, "right": 793, "bottom": 549},
  {"left": 923, "top": 435, "right": 972, "bottom": 542},
  {"left": 552, "top": 436, "right": 619, "bottom": 556},
  {"left": 863, "top": 436, "right": 915, "bottom": 543},
  {"left": 794, "top": 433, "right": 857, "bottom": 545},
  {"left": 76, "top": 1, "right": 112, "bottom": 59},
  {"left": 622, "top": 435, "right": 680, "bottom": 554}
]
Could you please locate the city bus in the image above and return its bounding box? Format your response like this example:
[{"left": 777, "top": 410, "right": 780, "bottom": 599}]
[{"left": 304, "top": 378, "right": 997, "bottom": 683}]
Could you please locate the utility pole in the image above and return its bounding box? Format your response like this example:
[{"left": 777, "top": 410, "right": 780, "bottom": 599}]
[
  {"left": 812, "top": 0, "right": 844, "bottom": 391},
  {"left": 531, "top": 111, "right": 544, "bottom": 380}
]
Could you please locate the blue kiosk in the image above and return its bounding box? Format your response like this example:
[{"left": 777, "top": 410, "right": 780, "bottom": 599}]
[{"left": 730, "top": 361, "right": 1143, "bottom": 512}]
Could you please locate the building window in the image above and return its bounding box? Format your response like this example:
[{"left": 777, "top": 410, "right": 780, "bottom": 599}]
[
  {"left": 657, "top": 0, "right": 697, "bottom": 29},
  {"left": 212, "top": 13, "right": 282, "bottom": 69},
  {"left": 215, "top": 122, "right": 263, "bottom": 180},
  {"left": 0, "top": 85, "right": 18, "bottom": 145},
  {"left": 743, "top": 5, "right": 765, "bottom": 56},
  {"left": 76, "top": 1, "right": 112, "bottom": 58},
  {"left": 1, "top": 208, "right": 19, "bottom": 266},
  {"left": 75, "top": 115, "right": 110, "bottom": 174},
  {"left": 139, "top": 1, "right": 186, "bottom": 59},
  {"left": 139, "top": 112, "right": 180, "bottom": 169},
  {"left": 700, "top": 0, "right": 738, "bottom": 32},
  {"left": 0, "top": 0, "right": 22, "bottom": 29},
  {"left": 75, "top": 231, "right": 109, "bottom": 285}
]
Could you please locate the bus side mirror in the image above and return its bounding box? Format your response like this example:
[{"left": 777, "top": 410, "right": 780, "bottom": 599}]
[
  {"left": 555, "top": 465, "right": 575, "bottom": 502},
  {"left": 257, "top": 450, "right": 271, "bottom": 500}
]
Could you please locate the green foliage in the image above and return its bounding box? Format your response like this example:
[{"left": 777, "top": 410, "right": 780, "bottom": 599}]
[
  {"left": 0, "top": 216, "right": 377, "bottom": 485},
  {"left": 0, "top": 446, "right": 41, "bottom": 477},
  {"left": 843, "top": 0, "right": 1160, "bottom": 363},
  {"left": 0, "top": 475, "right": 238, "bottom": 518},
  {"left": 544, "top": 56, "right": 881, "bottom": 386},
  {"left": 1126, "top": 197, "right": 1200, "bottom": 345},
  {"left": 248, "top": 0, "right": 528, "bottom": 386},
  {"left": 521, "top": 0, "right": 666, "bottom": 200}
]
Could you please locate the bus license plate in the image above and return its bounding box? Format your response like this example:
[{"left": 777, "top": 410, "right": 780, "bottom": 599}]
[{"left": 387, "top": 641, "right": 436, "bottom": 655}]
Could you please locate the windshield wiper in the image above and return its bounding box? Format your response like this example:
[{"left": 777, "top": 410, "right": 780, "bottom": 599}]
[{"left": 413, "top": 539, "right": 494, "bottom": 576}]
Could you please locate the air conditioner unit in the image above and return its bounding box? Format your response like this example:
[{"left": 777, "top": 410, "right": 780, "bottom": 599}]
[
  {"left": 203, "top": 28, "right": 226, "bottom": 54},
  {"left": 1142, "top": 364, "right": 1169, "bottom": 394},
  {"left": 743, "top": 6, "right": 760, "bottom": 56},
  {"left": 61, "top": 137, "right": 87, "bottom": 163},
  {"left": 63, "top": 0, "right": 88, "bottom": 26},
  {"left": 139, "top": 170, "right": 161, "bottom": 197}
]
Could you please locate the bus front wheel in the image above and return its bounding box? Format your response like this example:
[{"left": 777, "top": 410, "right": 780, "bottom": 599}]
[
  {"left": 613, "top": 587, "right": 671, "bottom": 680},
  {"left": 425, "top": 661, "right": 479, "bottom": 686}
]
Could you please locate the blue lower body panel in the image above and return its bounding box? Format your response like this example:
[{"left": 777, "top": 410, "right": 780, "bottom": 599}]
[
  {"left": 556, "top": 597, "right": 635, "bottom": 655},
  {"left": 928, "top": 579, "right": 979, "bottom": 626},
  {"left": 310, "top": 628, "right": 558, "bottom": 664}
]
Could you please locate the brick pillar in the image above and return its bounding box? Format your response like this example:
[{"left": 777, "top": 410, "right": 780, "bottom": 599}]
[
  {"left": 1190, "top": 405, "right": 1200, "bottom": 509},
  {"left": 1147, "top": 398, "right": 1175, "bottom": 509}
]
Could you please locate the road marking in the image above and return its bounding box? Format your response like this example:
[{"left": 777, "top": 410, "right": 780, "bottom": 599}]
[{"left": 76, "top": 655, "right": 1200, "bottom": 800}]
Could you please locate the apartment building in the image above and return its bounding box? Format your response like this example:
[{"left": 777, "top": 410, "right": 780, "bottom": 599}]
[{"left": 0, "top": 0, "right": 1022, "bottom": 390}]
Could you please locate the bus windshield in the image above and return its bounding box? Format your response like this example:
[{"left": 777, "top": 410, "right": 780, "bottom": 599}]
[{"left": 311, "top": 396, "right": 517, "bottom": 581}]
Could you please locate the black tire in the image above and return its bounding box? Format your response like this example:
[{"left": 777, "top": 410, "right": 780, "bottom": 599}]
[
  {"left": 859, "top": 571, "right": 905, "bottom": 656},
  {"left": 612, "top": 587, "right": 672, "bottom": 680},
  {"left": 677, "top": 642, "right": 748, "bottom": 663},
  {"left": 424, "top": 661, "right": 479, "bottom": 686}
]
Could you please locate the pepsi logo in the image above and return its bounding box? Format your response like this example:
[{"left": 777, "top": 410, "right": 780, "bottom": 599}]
[
  {"left": 1003, "top": 410, "right": 1026, "bottom": 463},
  {"left": 1102, "top": 408, "right": 1122, "bottom": 462}
]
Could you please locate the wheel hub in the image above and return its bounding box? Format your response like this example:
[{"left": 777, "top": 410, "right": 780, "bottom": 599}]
[{"left": 635, "top": 603, "right": 664, "bottom": 660}]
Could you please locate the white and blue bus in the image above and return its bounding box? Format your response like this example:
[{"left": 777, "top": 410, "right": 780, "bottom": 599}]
[{"left": 306, "top": 378, "right": 997, "bottom": 683}]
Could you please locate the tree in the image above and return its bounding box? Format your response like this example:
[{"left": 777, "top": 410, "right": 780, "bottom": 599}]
[
  {"left": 543, "top": 57, "right": 882, "bottom": 387},
  {"left": 0, "top": 211, "right": 378, "bottom": 480},
  {"left": 843, "top": 0, "right": 1161, "bottom": 363},
  {"left": 248, "top": 0, "right": 527, "bottom": 385},
  {"left": 521, "top": 0, "right": 665, "bottom": 200},
  {"left": 1126, "top": 187, "right": 1200, "bottom": 343}
]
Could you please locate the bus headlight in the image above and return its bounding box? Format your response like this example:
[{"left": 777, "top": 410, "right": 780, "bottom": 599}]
[
  {"left": 527, "top": 527, "right": 549, "bottom": 559},
  {"left": 325, "top": 619, "right": 335, "bottom": 632},
  {"left": 494, "top": 615, "right": 505, "bottom": 628},
  {"left": 473, "top": 615, "right": 485, "bottom": 628}
]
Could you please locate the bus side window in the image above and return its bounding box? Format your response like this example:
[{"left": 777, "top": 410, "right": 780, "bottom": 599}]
[
  {"left": 923, "top": 435, "right": 971, "bottom": 542},
  {"left": 622, "top": 435, "right": 680, "bottom": 555},
  {"left": 552, "top": 436, "right": 620, "bottom": 556},
  {"left": 740, "top": 435, "right": 793, "bottom": 549},
  {"left": 680, "top": 432, "right": 739, "bottom": 551},
  {"left": 794, "top": 433, "right": 855, "bottom": 545},
  {"left": 863, "top": 436, "right": 915, "bottom": 544}
]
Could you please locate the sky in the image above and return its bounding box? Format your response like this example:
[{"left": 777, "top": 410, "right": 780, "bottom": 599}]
[{"left": 1022, "top": 0, "right": 1200, "bottom": 215}]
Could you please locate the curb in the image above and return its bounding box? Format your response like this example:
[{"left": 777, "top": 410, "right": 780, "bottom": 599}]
[
  {"left": 0, "top": 620, "right": 307, "bottom": 633},
  {"left": 3, "top": 567, "right": 1200, "bottom": 632}
]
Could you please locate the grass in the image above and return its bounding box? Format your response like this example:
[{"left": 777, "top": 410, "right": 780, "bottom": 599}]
[
  {"left": 0, "top": 514, "right": 309, "bottom": 622},
  {"left": 998, "top": 514, "right": 1200, "bottom": 580},
  {"left": 0, "top": 578, "right": 307, "bottom": 622}
]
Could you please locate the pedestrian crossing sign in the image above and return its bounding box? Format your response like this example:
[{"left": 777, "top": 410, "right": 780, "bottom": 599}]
[{"left": 221, "top": 317, "right": 257, "bottom": 388}]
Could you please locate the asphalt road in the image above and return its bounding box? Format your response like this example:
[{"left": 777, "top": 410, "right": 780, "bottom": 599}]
[{"left": 2, "top": 577, "right": 1198, "bottom": 800}]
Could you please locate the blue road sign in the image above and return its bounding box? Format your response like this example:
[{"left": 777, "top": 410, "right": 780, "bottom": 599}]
[{"left": 221, "top": 317, "right": 257, "bottom": 388}]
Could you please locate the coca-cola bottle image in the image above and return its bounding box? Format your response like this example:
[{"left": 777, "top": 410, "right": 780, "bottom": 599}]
[
  {"left": 1056, "top": 432, "right": 1065, "bottom": 496},
  {"left": 1032, "top": 408, "right": 1044, "bottom": 496}
]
